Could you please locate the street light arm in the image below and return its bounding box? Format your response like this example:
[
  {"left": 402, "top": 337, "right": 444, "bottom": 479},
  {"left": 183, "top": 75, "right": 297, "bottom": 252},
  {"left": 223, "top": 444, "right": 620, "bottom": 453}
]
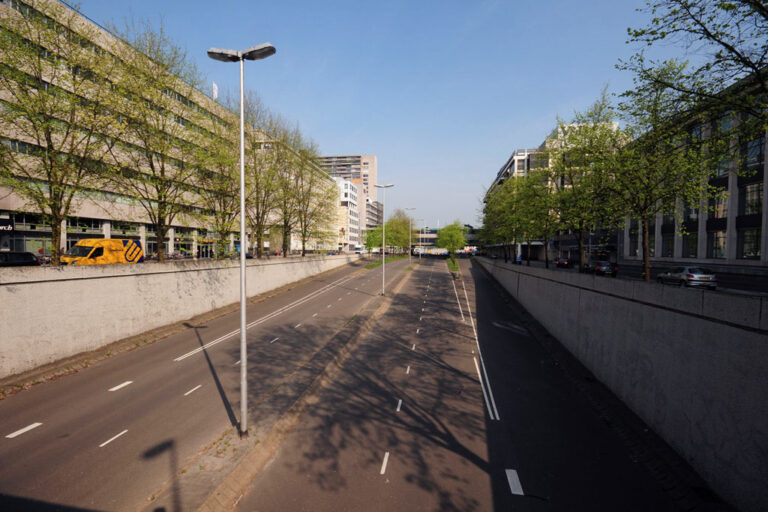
[{"left": 207, "top": 48, "right": 241, "bottom": 62}]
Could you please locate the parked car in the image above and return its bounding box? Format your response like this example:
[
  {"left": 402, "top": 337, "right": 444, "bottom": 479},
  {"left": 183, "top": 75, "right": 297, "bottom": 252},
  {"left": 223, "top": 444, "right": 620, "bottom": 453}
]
[
  {"left": 592, "top": 260, "right": 618, "bottom": 277},
  {"left": 656, "top": 266, "right": 717, "bottom": 290},
  {"left": 555, "top": 256, "right": 572, "bottom": 268},
  {"left": 0, "top": 251, "right": 41, "bottom": 267}
]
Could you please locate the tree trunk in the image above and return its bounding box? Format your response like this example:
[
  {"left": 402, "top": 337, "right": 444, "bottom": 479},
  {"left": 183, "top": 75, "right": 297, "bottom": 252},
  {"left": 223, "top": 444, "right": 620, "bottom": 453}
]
[
  {"left": 544, "top": 238, "right": 550, "bottom": 269},
  {"left": 642, "top": 216, "right": 651, "bottom": 282},
  {"left": 254, "top": 229, "right": 263, "bottom": 259},
  {"left": 577, "top": 229, "right": 585, "bottom": 272},
  {"left": 503, "top": 244, "right": 509, "bottom": 263},
  {"left": 282, "top": 223, "right": 290, "bottom": 257},
  {"left": 157, "top": 221, "right": 167, "bottom": 262},
  {"left": 526, "top": 239, "right": 531, "bottom": 266},
  {"left": 50, "top": 213, "right": 63, "bottom": 266}
]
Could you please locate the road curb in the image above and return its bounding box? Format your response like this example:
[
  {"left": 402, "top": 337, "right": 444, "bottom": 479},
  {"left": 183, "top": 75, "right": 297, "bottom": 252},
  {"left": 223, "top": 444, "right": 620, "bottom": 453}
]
[{"left": 195, "top": 264, "right": 415, "bottom": 512}]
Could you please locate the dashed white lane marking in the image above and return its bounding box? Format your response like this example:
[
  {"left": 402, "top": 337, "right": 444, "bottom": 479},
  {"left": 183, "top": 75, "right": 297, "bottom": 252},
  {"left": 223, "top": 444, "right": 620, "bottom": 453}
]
[
  {"left": 338, "top": 297, "right": 342, "bottom": 301},
  {"left": 294, "top": 323, "right": 302, "bottom": 328},
  {"left": 421, "top": 308, "right": 424, "bottom": 312},
  {"left": 184, "top": 385, "right": 202, "bottom": 396},
  {"left": 108, "top": 381, "right": 133, "bottom": 392},
  {"left": 396, "top": 399, "right": 402, "bottom": 412},
  {"left": 419, "top": 316, "right": 422, "bottom": 321},
  {"left": 406, "top": 365, "right": 411, "bottom": 374},
  {"left": 506, "top": 469, "right": 524, "bottom": 495},
  {"left": 268, "top": 337, "right": 280, "bottom": 344},
  {"left": 416, "top": 328, "right": 420, "bottom": 334},
  {"left": 6, "top": 422, "right": 42, "bottom": 439},
  {"left": 312, "top": 313, "right": 318, "bottom": 317},
  {"left": 327, "top": 304, "right": 332, "bottom": 308},
  {"left": 347, "top": 292, "right": 351, "bottom": 295},
  {"left": 380, "top": 452, "right": 390, "bottom": 475},
  {"left": 412, "top": 344, "right": 416, "bottom": 351},
  {"left": 99, "top": 429, "right": 128, "bottom": 448},
  {"left": 233, "top": 360, "right": 240, "bottom": 366}
]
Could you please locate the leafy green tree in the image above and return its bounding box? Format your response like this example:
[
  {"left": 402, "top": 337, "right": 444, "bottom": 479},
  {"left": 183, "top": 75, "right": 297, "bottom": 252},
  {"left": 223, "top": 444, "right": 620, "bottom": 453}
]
[
  {"left": 625, "top": 0, "right": 768, "bottom": 134},
  {"left": 0, "top": 1, "right": 121, "bottom": 264},
  {"left": 544, "top": 91, "right": 625, "bottom": 270},
  {"left": 365, "top": 225, "right": 382, "bottom": 250},
  {"left": 244, "top": 96, "right": 282, "bottom": 258},
  {"left": 105, "top": 19, "right": 204, "bottom": 262},
  {"left": 517, "top": 169, "right": 558, "bottom": 267},
  {"left": 384, "top": 209, "right": 413, "bottom": 250},
  {"left": 436, "top": 221, "right": 467, "bottom": 264},
  {"left": 615, "top": 61, "right": 718, "bottom": 281},
  {"left": 193, "top": 101, "right": 238, "bottom": 259}
]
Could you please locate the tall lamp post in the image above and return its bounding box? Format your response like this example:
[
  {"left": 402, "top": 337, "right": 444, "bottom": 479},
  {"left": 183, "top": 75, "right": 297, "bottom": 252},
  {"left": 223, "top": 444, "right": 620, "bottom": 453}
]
[
  {"left": 207, "top": 43, "right": 276, "bottom": 437},
  {"left": 374, "top": 183, "right": 393, "bottom": 295},
  {"left": 404, "top": 207, "right": 415, "bottom": 265}
]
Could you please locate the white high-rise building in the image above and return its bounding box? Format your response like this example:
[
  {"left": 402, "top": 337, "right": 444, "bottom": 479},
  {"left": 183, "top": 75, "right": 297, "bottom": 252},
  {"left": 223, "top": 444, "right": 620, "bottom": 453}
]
[{"left": 316, "top": 155, "right": 378, "bottom": 241}]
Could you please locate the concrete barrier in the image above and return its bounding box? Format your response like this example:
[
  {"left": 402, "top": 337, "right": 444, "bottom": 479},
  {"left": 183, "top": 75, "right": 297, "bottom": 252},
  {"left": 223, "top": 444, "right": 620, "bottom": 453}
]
[
  {"left": 0, "top": 255, "right": 358, "bottom": 379},
  {"left": 476, "top": 257, "right": 768, "bottom": 512}
]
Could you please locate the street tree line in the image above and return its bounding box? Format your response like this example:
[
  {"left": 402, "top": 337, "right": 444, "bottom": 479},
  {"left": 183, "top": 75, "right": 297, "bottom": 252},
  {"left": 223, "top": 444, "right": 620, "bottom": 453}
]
[
  {"left": 0, "top": 2, "right": 337, "bottom": 264},
  {"left": 481, "top": 0, "right": 767, "bottom": 281}
]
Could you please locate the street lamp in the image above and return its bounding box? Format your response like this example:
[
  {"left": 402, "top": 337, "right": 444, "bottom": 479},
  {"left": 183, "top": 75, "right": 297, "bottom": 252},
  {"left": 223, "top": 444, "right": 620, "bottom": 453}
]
[
  {"left": 374, "top": 184, "right": 393, "bottom": 295},
  {"left": 404, "top": 207, "right": 415, "bottom": 265},
  {"left": 207, "top": 43, "right": 276, "bottom": 437}
]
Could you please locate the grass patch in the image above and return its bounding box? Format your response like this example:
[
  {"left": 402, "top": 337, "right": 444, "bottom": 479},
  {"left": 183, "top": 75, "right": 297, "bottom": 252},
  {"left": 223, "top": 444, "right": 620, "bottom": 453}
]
[
  {"left": 364, "top": 254, "right": 408, "bottom": 269},
  {"left": 446, "top": 257, "right": 459, "bottom": 273}
]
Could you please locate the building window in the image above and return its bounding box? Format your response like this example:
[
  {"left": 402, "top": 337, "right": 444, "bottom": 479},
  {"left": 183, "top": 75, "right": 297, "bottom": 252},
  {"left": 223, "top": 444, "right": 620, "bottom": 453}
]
[
  {"left": 661, "top": 232, "right": 674, "bottom": 257},
  {"left": 737, "top": 228, "right": 761, "bottom": 259},
  {"left": 707, "top": 230, "right": 727, "bottom": 259},
  {"left": 685, "top": 206, "right": 698, "bottom": 222},
  {"left": 629, "top": 221, "right": 639, "bottom": 257},
  {"left": 739, "top": 182, "right": 763, "bottom": 216},
  {"left": 742, "top": 135, "right": 765, "bottom": 174},
  {"left": 682, "top": 232, "right": 697, "bottom": 258},
  {"left": 710, "top": 194, "right": 728, "bottom": 218}
]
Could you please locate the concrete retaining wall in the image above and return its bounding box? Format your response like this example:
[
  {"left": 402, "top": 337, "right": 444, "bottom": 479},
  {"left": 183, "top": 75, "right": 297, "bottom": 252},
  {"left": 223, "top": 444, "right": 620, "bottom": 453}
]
[
  {"left": 476, "top": 257, "right": 768, "bottom": 512},
  {"left": 0, "top": 255, "right": 358, "bottom": 379}
]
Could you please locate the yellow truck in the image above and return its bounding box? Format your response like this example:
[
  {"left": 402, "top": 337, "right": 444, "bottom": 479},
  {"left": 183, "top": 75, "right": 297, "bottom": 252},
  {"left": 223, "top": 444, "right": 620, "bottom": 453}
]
[{"left": 61, "top": 239, "right": 144, "bottom": 265}]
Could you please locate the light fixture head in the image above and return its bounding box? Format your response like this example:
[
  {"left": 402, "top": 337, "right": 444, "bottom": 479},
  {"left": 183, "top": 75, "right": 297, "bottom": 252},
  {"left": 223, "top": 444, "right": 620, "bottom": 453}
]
[
  {"left": 242, "top": 43, "right": 276, "bottom": 61},
  {"left": 207, "top": 47, "right": 241, "bottom": 62}
]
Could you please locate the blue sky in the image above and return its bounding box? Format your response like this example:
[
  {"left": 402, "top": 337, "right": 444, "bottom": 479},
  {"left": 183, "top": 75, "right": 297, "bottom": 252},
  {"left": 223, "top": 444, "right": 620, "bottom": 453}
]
[{"left": 71, "top": 0, "right": 655, "bottom": 228}]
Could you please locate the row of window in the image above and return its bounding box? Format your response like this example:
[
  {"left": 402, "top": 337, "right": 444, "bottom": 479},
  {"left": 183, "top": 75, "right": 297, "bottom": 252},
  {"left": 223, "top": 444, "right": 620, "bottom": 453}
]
[{"left": 630, "top": 228, "right": 761, "bottom": 260}]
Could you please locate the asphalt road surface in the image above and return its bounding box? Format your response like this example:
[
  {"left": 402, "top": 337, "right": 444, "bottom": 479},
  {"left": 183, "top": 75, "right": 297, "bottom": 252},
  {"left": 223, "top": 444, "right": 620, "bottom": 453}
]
[
  {"left": 0, "top": 257, "right": 409, "bottom": 511},
  {"left": 235, "top": 258, "right": 680, "bottom": 511}
]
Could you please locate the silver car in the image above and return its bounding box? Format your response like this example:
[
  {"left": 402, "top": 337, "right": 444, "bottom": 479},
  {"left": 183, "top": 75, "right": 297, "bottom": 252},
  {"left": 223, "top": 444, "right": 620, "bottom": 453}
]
[{"left": 656, "top": 266, "right": 717, "bottom": 290}]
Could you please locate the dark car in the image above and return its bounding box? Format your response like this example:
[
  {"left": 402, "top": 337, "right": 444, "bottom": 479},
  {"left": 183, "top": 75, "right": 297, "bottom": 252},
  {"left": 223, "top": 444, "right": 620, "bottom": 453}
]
[
  {"left": 555, "top": 256, "right": 572, "bottom": 268},
  {"left": 657, "top": 266, "right": 717, "bottom": 290},
  {"left": 0, "top": 251, "right": 41, "bottom": 267},
  {"left": 592, "top": 260, "right": 617, "bottom": 277}
]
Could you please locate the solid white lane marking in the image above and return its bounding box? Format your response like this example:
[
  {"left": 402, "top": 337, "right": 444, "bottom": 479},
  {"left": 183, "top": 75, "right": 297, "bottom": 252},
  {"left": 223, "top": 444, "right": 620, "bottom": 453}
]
[
  {"left": 173, "top": 273, "right": 357, "bottom": 361},
  {"left": 99, "top": 429, "right": 128, "bottom": 448},
  {"left": 396, "top": 399, "right": 402, "bottom": 412},
  {"left": 406, "top": 365, "right": 410, "bottom": 374},
  {"left": 463, "top": 280, "right": 500, "bottom": 421},
  {"left": 451, "top": 277, "right": 465, "bottom": 322},
  {"left": 380, "top": 452, "right": 390, "bottom": 475},
  {"left": 474, "top": 357, "right": 495, "bottom": 419},
  {"left": 412, "top": 344, "right": 416, "bottom": 350},
  {"left": 108, "top": 381, "right": 133, "bottom": 392},
  {"left": 184, "top": 385, "right": 202, "bottom": 396},
  {"left": 269, "top": 337, "right": 279, "bottom": 344},
  {"left": 294, "top": 323, "right": 302, "bottom": 328},
  {"left": 506, "top": 469, "right": 524, "bottom": 495},
  {"left": 6, "top": 422, "right": 42, "bottom": 439}
]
